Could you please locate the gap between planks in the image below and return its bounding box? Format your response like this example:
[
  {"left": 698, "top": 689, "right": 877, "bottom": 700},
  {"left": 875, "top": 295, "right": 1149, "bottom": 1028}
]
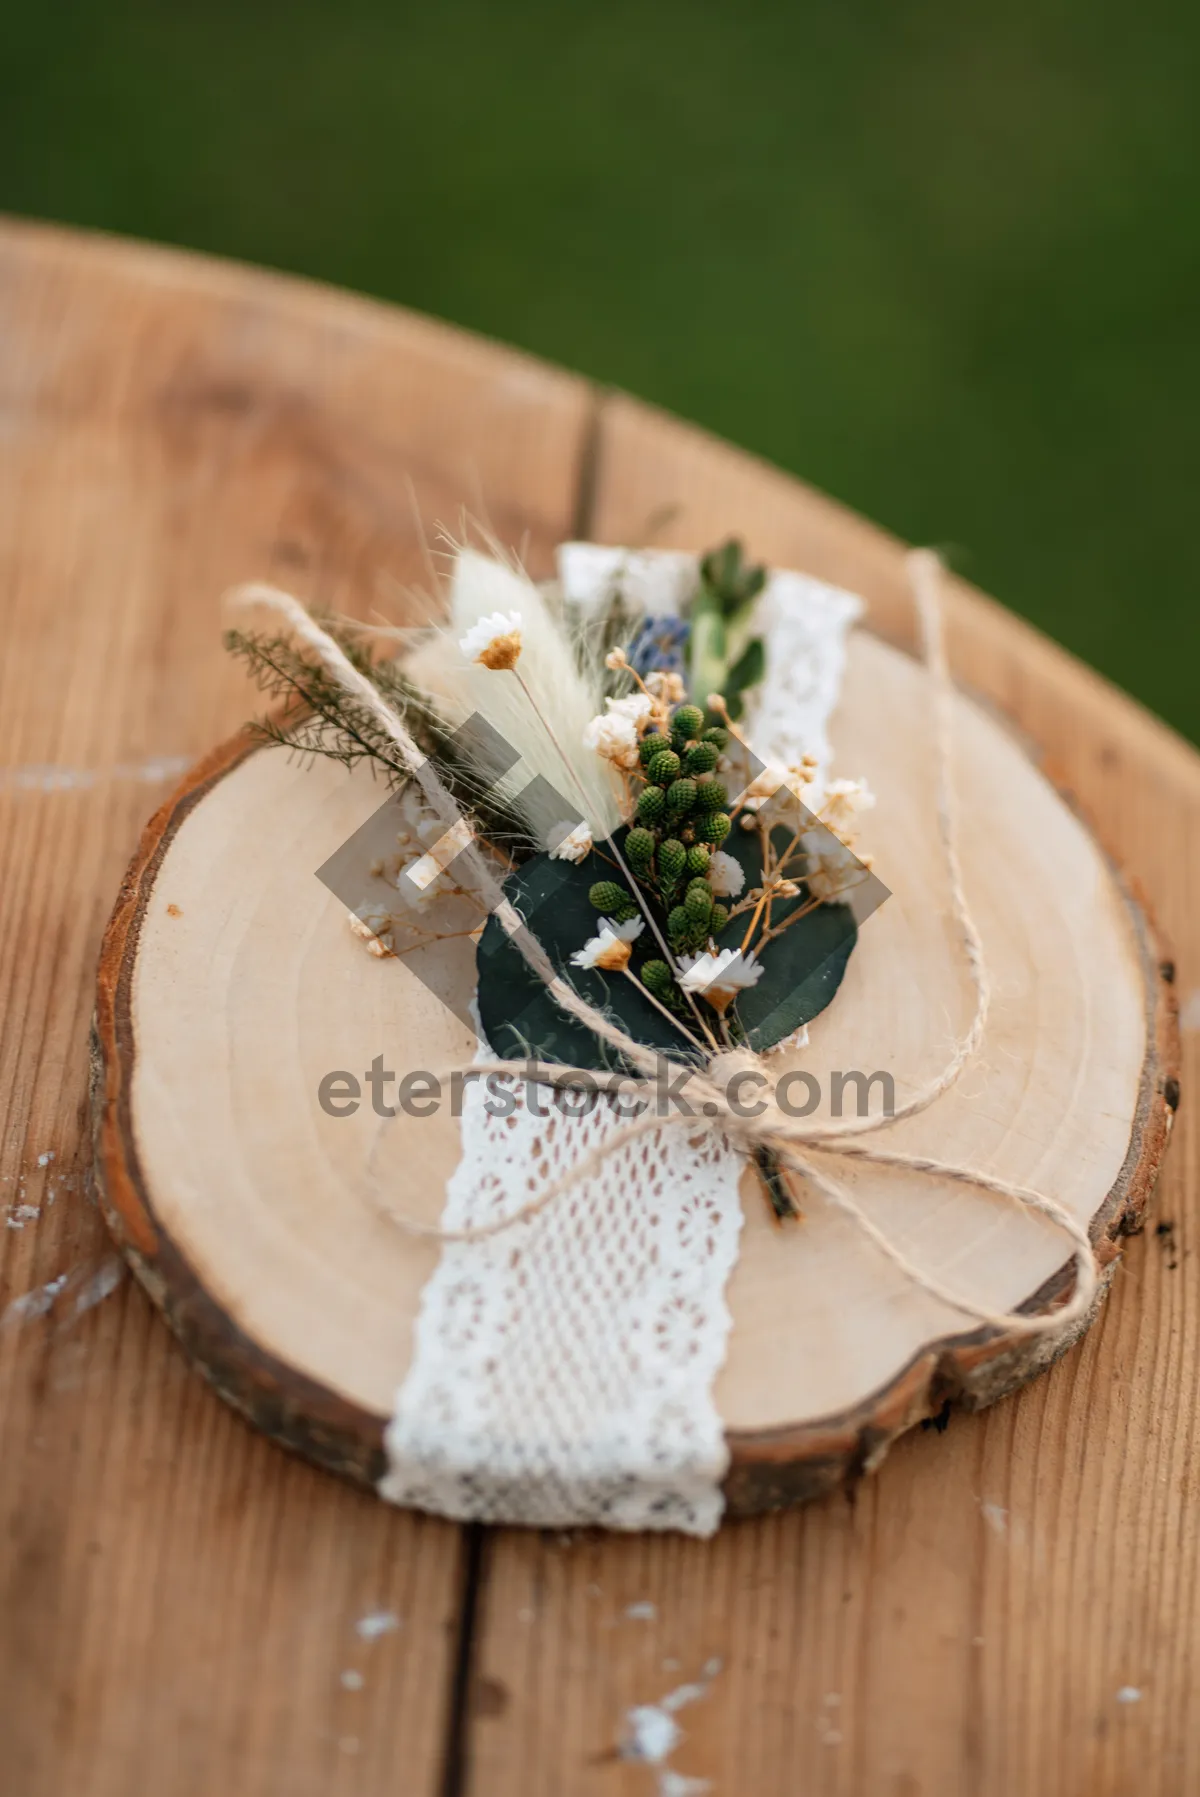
[{"left": 435, "top": 377, "right": 609, "bottom": 1797}]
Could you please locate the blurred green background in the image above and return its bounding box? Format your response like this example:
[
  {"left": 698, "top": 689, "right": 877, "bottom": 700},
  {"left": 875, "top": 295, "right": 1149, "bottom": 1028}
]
[{"left": 3, "top": 1, "right": 1197, "bottom": 737}]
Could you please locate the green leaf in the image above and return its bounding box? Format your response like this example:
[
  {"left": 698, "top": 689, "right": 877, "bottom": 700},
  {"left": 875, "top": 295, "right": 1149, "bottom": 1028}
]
[
  {"left": 725, "top": 636, "right": 766, "bottom": 697},
  {"left": 737, "top": 563, "right": 768, "bottom": 606},
  {"left": 722, "top": 596, "right": 762, "bottom": 667},
  {"left": 474, "top": 825, "right": 856, "bottom": 1072},
  {"left": 700, "top": 539, "right": 741, "bottom": 599},
  {"left": 698, "top": 539, "right": 767, "bottom": 615},
  {"left": 688, "top": 538, "right": 769, "bottom": 713},
  {"left": 723, "top": 636, "right": 766, "bottom": 719},
  {"left": 688, "top": 592, "right": 727, "bottom": 710}
]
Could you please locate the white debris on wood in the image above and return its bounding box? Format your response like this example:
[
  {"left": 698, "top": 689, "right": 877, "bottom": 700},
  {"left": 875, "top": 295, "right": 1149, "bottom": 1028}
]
[
  {"left": 355, "top": 1610, "right": 400, "bottom": 1641},
  {"left": 1, "top": 1273, "right": 69, "bottom": 1329},
  {"left": 981, "top": 1502, "right": 1008, "bottom": 1538},
  {"left": 658, "top": 1773, "right": 712, "bottom": 1797},
  {"left": 0, "top": 757, "right": 190, "bottom": 793},
  {"left": 625, "top": 1705, "right": 682, "bottom": 1765},
  {"left": 72, "top": 1258, "right": 124, "bottom": 1316},
  {"left": 0, "top": 1260, "right": 125, "bottom": 1332},
  {"left": 622, "top": 1659, "right": 721, "bottom": 1795}
]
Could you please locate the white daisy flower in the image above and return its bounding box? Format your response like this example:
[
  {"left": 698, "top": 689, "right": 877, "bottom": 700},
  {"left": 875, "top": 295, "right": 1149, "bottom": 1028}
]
[
  {"left": 582, "top": 692, "right": 653, "bottom": 769},
  {"left": 459, "top": 609, "right": 523, "bottom": 670},
  {"left": 546, "top": 819, "right": 594, "bottom": 863},
  {"left": 571, "top": 915, "right": 644, "bottom": 972},
  {"left": 705, "top": 850, "right": 745, "bottom": 898},
  {"left": 677, "top": 946, "right": 764, "bottom": 1013}
]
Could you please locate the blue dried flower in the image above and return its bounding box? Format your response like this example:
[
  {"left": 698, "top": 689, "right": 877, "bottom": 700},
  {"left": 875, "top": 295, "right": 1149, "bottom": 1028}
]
[{"left": 626, "top": 614, "right": 691, "bottom": 677}]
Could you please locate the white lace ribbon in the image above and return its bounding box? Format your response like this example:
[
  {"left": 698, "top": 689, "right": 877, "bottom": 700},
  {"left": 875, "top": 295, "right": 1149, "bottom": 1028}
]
[
  {"left": 380, "top": 1051, "right": 744, "bottom": 1533},
  {"left": 379, "top": 547, "right": 864, "bottom": 1534}
]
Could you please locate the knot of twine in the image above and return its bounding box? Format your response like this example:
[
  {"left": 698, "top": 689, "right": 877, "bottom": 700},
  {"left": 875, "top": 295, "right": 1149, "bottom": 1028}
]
[
  {"left": 703, "top": 1048, "right": 765, "bottom": 1136},
  {"left": 232, "top": 552, "right": 1100, "bottom": 1343}
]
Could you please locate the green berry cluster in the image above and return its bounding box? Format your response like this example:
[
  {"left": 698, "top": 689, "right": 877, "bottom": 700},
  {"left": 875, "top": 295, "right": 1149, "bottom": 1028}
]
[
  {"left": 641, "top": 711, "right": 729, "bottom": 866},
  {"left": 586, "top": 879, "right": 638, "bottom": 924},
  {"left": 582, "top": 701, "right": 737, "bottom": 1007},
  {"left": 667, "top": 878, "right": 729, "bottom": 954},
  {"left": 627, "top": 702, "right": 734, "bottom": 956}
]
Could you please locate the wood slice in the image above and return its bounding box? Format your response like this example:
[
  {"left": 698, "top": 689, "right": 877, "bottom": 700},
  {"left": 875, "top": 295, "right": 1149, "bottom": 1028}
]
[{"left": 90, "top": 626, "right": 1178, "bottom": 1516}]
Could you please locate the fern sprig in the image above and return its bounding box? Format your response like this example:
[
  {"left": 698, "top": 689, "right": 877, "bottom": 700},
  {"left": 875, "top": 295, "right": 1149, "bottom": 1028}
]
[{"left": 223, "top": 623, "right": 534, "bottom": 852}]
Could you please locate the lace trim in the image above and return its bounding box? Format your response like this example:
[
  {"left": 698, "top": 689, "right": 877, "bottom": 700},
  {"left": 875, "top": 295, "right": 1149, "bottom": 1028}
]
[
  {"left": 741, "top": 569, "right": 862, "bottom": 780},
  {"left": 380, "top": 1065, "right": 743, "bottom": 1534},
  {"left": 379, "top": 546, "right": 862, "bottom": 1533}
]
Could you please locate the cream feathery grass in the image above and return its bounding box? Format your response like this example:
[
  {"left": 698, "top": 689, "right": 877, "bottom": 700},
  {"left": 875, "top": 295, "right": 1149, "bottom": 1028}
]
[{"left": 403, "top": 547, "right": 627, "bottom": 842}]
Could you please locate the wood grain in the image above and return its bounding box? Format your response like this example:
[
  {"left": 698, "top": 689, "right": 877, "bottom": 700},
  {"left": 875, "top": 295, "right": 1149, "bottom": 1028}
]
[
  {"left": 89, "top": 616, "right": 1175, "bottom": 1516},
  {"left": 457, "top": 397, "right": 1200, "bottom": 1797},
  {"left": 0, "top": 216, "right": 592, "bottom": 1797},
  {"left": 1, "top": 217, "right": 1196, "bottom": 1797}
]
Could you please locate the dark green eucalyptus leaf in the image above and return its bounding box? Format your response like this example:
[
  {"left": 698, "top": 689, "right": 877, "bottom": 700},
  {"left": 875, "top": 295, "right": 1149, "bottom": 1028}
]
[{"left": 475, "top": 825, "right": 856, "bottom": 1072}]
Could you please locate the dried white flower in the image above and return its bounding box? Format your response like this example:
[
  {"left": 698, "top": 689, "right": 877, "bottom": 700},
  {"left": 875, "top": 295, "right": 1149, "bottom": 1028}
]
[
  {"left": 820, "top": 777, "right": 875, "bottom": 840},
  {"left": 458, "top": 609, "right": 523, "bottom": 670},
  {"left": 705, "top": 850, "right": 745, "bottom": 898},
  {"left": 738, "top": 752, "right": 863, "bottom": 830},
  {"left": 677, "top": 946, "right": 764, "bottom": 1012},
  {"left": 611, "top": 692, "right": 654, "bottom": 726},
  {"left": 742, "top": 760, "right": 789, "bottom": 803},
  {"left": 604, "top": 646, "right": 628, "bottom": 671},
  {"left": 386, "top": 787, "right": 461, "bottom": 908},
  {"left": 740, "top": 758, "right": 811, "bottom": 817},
  {"left": 347, "top": 909, "right": 395, "bottom": 957},
  {"left": 644, "top": 670, "right": 686, "bottom": 703},
  {"left": 582, "top": 692, "right": 653, "bottom": 769},
  {"left": 571, "top": 915, "right": 645, "bottom": 972},
  {"left": 547, "top": 819, "right": 594, "bottom": 863},
  {"left": 804, "top": 837, "right": 872, "bottom": 905}
]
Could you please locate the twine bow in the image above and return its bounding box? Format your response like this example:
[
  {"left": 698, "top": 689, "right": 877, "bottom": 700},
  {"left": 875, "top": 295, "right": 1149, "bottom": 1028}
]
[{"left": 233, "top": 553, "right": 1101, "bottom": 1343}]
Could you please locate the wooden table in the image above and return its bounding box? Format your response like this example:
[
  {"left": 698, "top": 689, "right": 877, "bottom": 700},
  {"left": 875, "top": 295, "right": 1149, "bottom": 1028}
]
[{"left": 1, "top": 217, "right": 1196, "bottom": 1797}]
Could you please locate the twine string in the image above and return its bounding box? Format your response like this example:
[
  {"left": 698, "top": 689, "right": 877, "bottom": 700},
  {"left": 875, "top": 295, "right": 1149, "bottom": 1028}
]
[{"left": 230, "top": 554, "right": 1100, "bottom": 1340}]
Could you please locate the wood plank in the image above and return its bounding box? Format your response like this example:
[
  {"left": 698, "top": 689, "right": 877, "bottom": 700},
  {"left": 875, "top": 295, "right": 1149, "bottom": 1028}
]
[
  {"left": 0, "top": 218, "right": 594, "bottom": 1796},
  {"left": 460, "top": 394, "right": 1199, "bottom": 1796}
]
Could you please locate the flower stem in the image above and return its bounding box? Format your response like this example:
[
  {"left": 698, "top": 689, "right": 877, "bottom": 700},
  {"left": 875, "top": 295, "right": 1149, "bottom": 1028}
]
[
  {"left": 756, "top": 895, "right": 825, "bottom": 946},
  {"left": 739, "top": 888, "right": 771, "bottom": 955},
  {"left": 621, "top": 969, "right": 705, "bottom": 1053},
  {"left": 513, "top": 669, "right": 719, "bottom": 1052}
]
